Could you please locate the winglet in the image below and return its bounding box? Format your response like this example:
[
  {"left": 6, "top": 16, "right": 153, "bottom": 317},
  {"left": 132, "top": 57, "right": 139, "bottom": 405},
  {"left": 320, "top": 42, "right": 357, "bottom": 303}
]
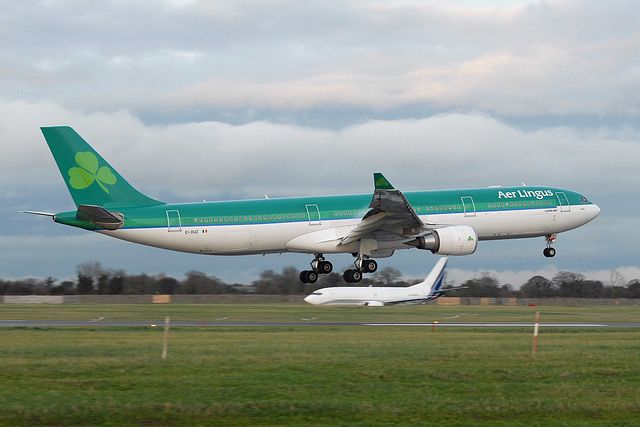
[{"left": 374, "top": 173, "right": 394, "bottom": 190}]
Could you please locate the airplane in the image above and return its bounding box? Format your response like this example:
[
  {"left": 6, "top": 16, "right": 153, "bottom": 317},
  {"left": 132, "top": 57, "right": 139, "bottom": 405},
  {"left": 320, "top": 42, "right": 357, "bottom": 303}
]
[
  {"left": 304, "top": 257, "right": 452, "bottom": 306},
  {"left": 27, "top": 126, "right": 600, "bottom": 284}
]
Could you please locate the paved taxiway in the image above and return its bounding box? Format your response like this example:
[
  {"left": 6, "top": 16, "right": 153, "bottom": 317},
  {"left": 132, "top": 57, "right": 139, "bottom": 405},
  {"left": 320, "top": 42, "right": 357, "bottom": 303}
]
[{"left": 2, "top": 320, "right": 639, "bottom": 328}]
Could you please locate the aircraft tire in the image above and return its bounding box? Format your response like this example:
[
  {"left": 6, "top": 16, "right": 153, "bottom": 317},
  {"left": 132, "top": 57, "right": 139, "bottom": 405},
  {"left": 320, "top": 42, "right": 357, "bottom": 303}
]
[
  {"left": 351, "top": 270, "right": 362, "bottom": 283},
  {"left": 343, "top": 270, "right": 353, "bottom": 283},
  {"left": 307, "top": 271, "right": 318, "bottom": 283},
  {"left": 362, "top": 259, "right": 377, "bottom": 273},
  {"left": 543, "top": 247, "right": 556, "bottom": 258},
  {"left": 342, "top": 270, "right": 351, "bottom": 283},
  {"left": 300, "top": 270, "right": 318, "bottom": 283},
  {"left": 319, "top": 261, "right": 333, "bottom": 274},
  {"left": 344, "top": 269, "right": 362, "bottom": 283}
]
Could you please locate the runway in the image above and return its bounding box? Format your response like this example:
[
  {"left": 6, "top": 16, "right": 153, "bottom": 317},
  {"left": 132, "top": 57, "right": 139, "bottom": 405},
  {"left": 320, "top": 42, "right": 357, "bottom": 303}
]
[{"left": 2, "top": 319, "right": 640, "bottom": 328}]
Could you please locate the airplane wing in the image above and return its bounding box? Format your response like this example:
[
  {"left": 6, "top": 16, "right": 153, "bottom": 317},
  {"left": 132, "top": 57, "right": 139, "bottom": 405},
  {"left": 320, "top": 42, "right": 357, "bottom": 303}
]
[
  {"left": 339, "top": 173, "right": 432, "bottom": 247},
  {"left": 381, "top": 298, "right": 434, "bottom": 306}
]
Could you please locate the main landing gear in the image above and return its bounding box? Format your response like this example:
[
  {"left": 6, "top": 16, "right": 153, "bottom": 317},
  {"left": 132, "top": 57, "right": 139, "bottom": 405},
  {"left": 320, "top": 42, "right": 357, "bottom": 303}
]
[
  {"left": 299, "top": 254, "right": 379, "bottom": 284},
  {"left": 299, "top": 254, "right": 333, "bottom": 284},
  {"left": 543, "top": 234, "right": 557, "bottom": 258},
  {"left": 343, "top": 256, "right": 377, "bottom": 283}
]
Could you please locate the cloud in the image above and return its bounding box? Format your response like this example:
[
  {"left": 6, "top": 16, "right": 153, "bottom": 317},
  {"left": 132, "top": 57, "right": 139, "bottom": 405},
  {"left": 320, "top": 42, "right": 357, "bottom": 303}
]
[
  {"left": 2, "top": 100, "right": 639, "bottom": 204},
  {"left": 3, "top": 1, "right": 640, "bottom": 118}
]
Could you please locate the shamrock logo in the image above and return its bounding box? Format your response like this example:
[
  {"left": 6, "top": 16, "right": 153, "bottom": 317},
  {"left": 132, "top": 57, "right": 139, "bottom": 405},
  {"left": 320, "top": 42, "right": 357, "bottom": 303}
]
[
  {"left": 68, "top": 152, "right": 117, "bottom": 194},
  {"left": 375, "top": 176, "right": 393, "bottom": 189}
]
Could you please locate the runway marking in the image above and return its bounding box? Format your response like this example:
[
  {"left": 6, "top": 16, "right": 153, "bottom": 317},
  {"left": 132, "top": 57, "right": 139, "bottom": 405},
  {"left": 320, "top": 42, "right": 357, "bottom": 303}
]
[
  {"left": 2, "top": 320, "right": 636, "bottom": 328},
  {"left": 365, "top": 323, "right": 609, "bottom": 327}
]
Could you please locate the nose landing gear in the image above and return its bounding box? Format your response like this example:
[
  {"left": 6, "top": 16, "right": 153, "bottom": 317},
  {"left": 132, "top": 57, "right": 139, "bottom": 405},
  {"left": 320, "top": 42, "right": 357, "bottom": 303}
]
[{"left": 543, "top": 234, "right": 557, "bottom": 258}]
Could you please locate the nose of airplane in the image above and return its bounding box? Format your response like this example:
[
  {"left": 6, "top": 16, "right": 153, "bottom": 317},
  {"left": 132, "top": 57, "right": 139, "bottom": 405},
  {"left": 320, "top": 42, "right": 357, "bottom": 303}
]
[
  {"left": 580, "top": 203, "right": 601, "bottom": 225},
  {"left": 303, "top": 293, "right": 323, "bottom": 305}
]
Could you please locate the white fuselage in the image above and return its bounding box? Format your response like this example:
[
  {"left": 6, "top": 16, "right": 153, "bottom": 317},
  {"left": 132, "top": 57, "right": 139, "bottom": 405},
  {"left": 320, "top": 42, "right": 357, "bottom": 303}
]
[
  {"left": 99, "top": 203, "right": 601, "bottom": 256},
  {"left": 303, "top": 286, "right": 427, "bottom": 306}
]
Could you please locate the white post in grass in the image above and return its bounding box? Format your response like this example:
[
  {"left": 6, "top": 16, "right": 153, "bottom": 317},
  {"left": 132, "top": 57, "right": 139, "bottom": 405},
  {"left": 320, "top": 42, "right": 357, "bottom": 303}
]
[
  {"left": 532, "top": 311, "right": 540, "bottom": 357},
  {"left": 162, "top": 316, "right": 170, "bottom": 359}
]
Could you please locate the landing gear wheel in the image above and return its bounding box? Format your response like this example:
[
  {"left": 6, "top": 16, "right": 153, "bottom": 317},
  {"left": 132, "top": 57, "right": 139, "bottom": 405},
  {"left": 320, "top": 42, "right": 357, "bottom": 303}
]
[
  {"left": 351, "top": 270, "right": 362, "bottom": 282},
  {"left": 543, "top": 234, "right": 557, "bottom": 258},
  {"left": 343, "top": 270, "right": 352, "bottom": 283},
  {"left": 318, "top": 261, "right": 333, "bottom": 274},
  {"left": 311, "top": 255, "right": 333, "bottom": 275},
  {"left": 300, "top": 255, "right": 334, "bottom": 283},
  {"left": 343, "top": 269, "right": 362, "bottom": 283},
  {"left": 300, "top": 270, "right": 318, "bottom": 284},
  {"left": 361, "top": 259, "right": 377, "bottom": 273}
]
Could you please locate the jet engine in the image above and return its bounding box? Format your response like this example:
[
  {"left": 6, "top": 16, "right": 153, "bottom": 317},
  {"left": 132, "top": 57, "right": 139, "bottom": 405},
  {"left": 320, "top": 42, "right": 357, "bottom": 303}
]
[
  {"left": 407, "top": 225, "right": 478, "bottom": 256},
  {"left": 364, "top": 301, "right": 385, "bottom": 307}
]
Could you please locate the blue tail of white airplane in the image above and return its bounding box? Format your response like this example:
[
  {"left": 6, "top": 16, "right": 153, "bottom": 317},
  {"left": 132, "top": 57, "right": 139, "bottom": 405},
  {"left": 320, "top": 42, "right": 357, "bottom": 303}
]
[{"left": 408, "top": 257, "right": 449, "bottom": 301}]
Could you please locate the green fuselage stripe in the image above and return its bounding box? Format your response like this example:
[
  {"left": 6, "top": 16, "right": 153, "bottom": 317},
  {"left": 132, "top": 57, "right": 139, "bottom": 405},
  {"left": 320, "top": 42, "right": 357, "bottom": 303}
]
[{"left": 54, "top": 186, "right": 593, "bottom": 231}]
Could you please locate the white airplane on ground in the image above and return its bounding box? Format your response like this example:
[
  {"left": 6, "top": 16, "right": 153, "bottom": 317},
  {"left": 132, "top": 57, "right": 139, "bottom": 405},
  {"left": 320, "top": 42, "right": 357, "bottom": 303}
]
[{"left": 304, "top": 257, "right": 453, "bottom": 306}]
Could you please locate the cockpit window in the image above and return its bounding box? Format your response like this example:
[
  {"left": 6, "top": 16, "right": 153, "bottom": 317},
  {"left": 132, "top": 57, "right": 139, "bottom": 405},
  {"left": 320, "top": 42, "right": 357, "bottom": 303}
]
[
  {"left": 580, "top": 196, "right": 589, "bottom": 203},
  {"left": 311, "top": 292, "right": 322, "bottom": 295}
]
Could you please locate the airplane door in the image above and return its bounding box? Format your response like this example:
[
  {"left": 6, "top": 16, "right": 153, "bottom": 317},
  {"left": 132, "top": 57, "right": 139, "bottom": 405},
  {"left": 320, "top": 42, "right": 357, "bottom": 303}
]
[
  {"left": 305, "top": 204, "right": 321, "bottom": 225},
  {"left": 556, "top": 192, "right": 571, "bottom": 213},
  {"left": 461, "top": 196, "right": 476, "bottom": 217},
  {"left": 166, "top": 210, "right": 182, "bottom": 232}
]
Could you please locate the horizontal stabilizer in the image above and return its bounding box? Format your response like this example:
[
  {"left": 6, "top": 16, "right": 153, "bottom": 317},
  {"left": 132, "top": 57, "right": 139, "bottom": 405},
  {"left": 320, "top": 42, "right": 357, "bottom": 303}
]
[
  {"left": 431, "top": 285, "right": 467, "bottom": 299},
  {"left": 76, "top": 204, "right": 124, "bottom": 230}
]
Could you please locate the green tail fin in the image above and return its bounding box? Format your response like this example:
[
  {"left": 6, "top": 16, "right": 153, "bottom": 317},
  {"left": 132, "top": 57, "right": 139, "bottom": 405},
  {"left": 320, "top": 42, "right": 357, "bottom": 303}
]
[
  {"left": 373, "top": 173, "right": 395, "bottom": 190},
  {"left": 41, "top": 126, "right": 164, "bottom": 208}
]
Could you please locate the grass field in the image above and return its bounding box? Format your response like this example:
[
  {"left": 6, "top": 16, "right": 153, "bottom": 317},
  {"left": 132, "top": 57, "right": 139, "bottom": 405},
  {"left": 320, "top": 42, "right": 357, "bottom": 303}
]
[{"left": 1, "top": 304, "right": 639, "bottom": 426}]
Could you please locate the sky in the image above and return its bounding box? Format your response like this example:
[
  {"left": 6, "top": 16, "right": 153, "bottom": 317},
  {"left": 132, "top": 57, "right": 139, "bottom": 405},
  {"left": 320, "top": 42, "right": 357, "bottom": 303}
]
[{"left": 1, "top": 0, "right": 639, "bottom": 288}]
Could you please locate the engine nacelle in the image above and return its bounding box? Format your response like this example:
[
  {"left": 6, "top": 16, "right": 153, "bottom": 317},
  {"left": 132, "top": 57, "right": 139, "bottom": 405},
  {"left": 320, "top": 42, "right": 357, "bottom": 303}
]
[
  {"left": 407, "top": 225, "right": 478, "bottom": 256},
  {"left": 364, "top": 301, "right": 385, "bottom": 307}
]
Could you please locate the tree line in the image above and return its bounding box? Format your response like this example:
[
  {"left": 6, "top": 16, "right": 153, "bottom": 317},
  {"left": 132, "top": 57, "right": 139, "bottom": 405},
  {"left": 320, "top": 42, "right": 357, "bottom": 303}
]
[{"left": 2, "top": 261, "right": 640, "bottom": 299}]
